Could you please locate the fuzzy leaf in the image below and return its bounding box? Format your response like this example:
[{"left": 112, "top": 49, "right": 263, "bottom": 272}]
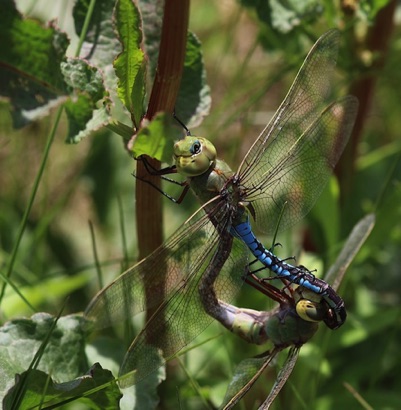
[
  {"left": 137, "top": 0, "right": 164, "bottom": 87},
  {"left": 74, "top": 0, "right": 121, "bottom": 73},
  {"left": 0, "top": 313, "right": 88, "bottom": 402},
  {"left": 175, "top": 32, "right": 211, "bottom": 128},
  {"left": 0, "top": 1, "right": 111, "bottom": 142},
  {"left": 3, "top": 364, "right": 121, "bottom": 409},
  {"left": 73, "top": 0, "right": 128, "bottom": 125},
  {"left": 137, "top": 0, "right": 210, "bottom": 129},
  {"left": 61, "top": 58, "right": 111, "bottom": 143},
  {"left": 0, "top": 0, "right": 69, "bottom": 127},
  {"left": 269, "top": 0, "right": 322, "bottom": 33}
]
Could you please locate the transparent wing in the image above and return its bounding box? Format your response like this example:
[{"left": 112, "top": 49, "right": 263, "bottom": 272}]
[
  {"left": 84, "top": 201, "right": 248, "bottom": 387},
  {"left": 84, "top": 206, "right": 220, "bottom": 329},
  {"left": 237, "top": 30, "right": 358, "bottom": 234},
  {"left": 259, "top": 346, "right": 300, "bottom": 410},
  {"left": 119, "top": 234, "right": 248, "bottom": 387},
  {"left": 220, "top": 347, "right": 282, "bottom": 410}
]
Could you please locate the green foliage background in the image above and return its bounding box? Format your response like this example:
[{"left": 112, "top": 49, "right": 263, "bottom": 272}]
[{"left": 1, "top": 0, "right": 400, "bottom": 409}]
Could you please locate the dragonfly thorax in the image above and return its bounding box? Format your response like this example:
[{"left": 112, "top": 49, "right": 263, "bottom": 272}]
[{"left": 174, "top": 136, "right": 217, "bottom": 177}]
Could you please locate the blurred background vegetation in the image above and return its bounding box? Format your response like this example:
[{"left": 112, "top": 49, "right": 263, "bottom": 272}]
[{"left": 1, "top": 0, "right": 401, "bottom": 409}]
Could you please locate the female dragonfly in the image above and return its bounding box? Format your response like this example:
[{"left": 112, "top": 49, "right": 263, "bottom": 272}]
[
  {"left": 217, "top": 214, "right": 374, "bottom": 409},
  {"left": 85, "top": 30, "right": 357, "bottom": 387},
  {"left": 138, "top": 29, "right": 358, "bottom": 327}
]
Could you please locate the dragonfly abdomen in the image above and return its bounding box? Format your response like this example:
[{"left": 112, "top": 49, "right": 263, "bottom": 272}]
[
  {"left": 231, "top": 219, "right": 347, "bottom": 329},
  {"left": 231, "top": 220, "right": 323, "bottom": 293}
]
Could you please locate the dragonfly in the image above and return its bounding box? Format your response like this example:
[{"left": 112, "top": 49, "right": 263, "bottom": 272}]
[
  {"left": 138, "top": 29, "right": 358, "bottom": 327},
  {"left": 217, "top": 214, "right": 375, "bottom": 409},
  {"left": 85, "top": 30, "right": 355, "bottom": 387}
]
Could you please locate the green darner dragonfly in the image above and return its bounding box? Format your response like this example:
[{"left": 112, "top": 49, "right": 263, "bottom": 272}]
[
  {"left": 138, "top": 29, "right": 359, "bottom": 326},
  {"left": 85, "top": 30, "right": 357, "bottom": 390},
  {"left": 217, "top": 214, "right": 375, "bottom": 409},
  {"left": 84, "top": 212, "right": 374, "bottom": 406}
]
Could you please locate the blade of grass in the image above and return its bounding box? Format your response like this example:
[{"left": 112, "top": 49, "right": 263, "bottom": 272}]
[
  {"left": 88, "top": 220, "right": 103, "bottom": 289},
  {"left": 0, "top": 107, "right": 63, "bottom": 305},
  {"left": 9, "top": 300, "right": 67, "bottom": 409},
  {"left": 117, "top": 194, "right": 130, "bottom": 272},
  {"left": 0, "top": 0, "right": 97, "bottom": 306},
  {"left": 176, "top": 355, "right": 213, "bottom": 410},
  {"left": 0, "top": 271, "right": 36, "bottom": 313},
  {"left": 343, "top": 382, "right": 374, "bottom": 410}
]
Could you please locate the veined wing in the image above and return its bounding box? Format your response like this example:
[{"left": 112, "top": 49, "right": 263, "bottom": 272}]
[
  {"left": 237, "top": 30, "right": 358, "bottom": 234},
  {"left": 84, "top": 202, "right": 222, "bottom": 329},
  {"left": 85, "top": 199, "right": 248, "bottom": 387},
  {"left": 220, "top": 347, "right": 284, "bottom": 410},
  {"left": 258, "top": 346, "right": 300, "bottom": 410},
  {"left": 118, "top": 228, "right": 247, "bottom": 387}
]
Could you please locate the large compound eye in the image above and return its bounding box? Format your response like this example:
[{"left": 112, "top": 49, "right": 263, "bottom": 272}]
[
  {"left": 296, "top": 299, "right": 326, "bottom": 322},
  {"left": 190, "top": 140, "right": 202, "bottom": 155}
]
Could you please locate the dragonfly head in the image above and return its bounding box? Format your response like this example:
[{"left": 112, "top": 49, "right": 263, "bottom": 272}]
[{"left": 174, "top": 137, "right": 217, "bottom": 176}]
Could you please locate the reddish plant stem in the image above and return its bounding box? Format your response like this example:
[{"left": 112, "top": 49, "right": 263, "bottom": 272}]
[
  {"left": 135, "top": 0, "right": 190, "bottom": 373},
  {"left": 136, "top": 0, "right": 190, "bottom": 260}
]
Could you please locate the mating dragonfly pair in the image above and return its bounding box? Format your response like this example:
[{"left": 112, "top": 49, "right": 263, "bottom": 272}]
[{"left": 85, "top": 30, "right": 361, "bottom": 407}]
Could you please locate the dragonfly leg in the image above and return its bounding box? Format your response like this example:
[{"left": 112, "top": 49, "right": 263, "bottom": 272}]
[
  {"left": 244, "top": 273, "right": 291, "bottom": 305},
  {"left": 133, "top": 172, "right": 190, "bottom": 203},
  {"left": 297, "top": 264, "right": 317, "bottom": 278},
  {"left": 137, "top": 155, "right": 178, "bottom": 176},
  {"left": 269, "top": 242, "right": 282, "bottom": 252},
  {"left": 248, "top": 258, "right": 260, "bottom": 268},
  {"left": 133, "top": 157, "right": 191, "bottom": 203}
]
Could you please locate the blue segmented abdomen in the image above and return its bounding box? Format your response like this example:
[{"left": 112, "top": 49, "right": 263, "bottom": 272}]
[
  {"left": 231, "top": 218, "right": 346, "bottom": 329},
  {"left": 231, "top": 220, "right": 323, "bottom": 294}
]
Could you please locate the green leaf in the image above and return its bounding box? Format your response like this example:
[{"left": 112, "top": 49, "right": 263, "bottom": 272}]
[
  {"left": 61, "top": 58, "right": 111, "bottom": 143},
  {"left": 239, "top": 0, "right": 322, "bottom": 51},
  {"left": 73, "top": 0, "right": 130, "bottom": 130},
  {"left": 62, "top": 59, "right": 105, "bottom": 101},
  {"left": 240, "top": 0, "right": 322, "bottom": 33},
  {"left": 114, "top": 0, "right": 146, "bottom": 129},
  {"left": 73, "top": 0, "right": 121, "bottom": 72},
  {"left": 0, "top": 0, "right": 69, "bottom": 127},
  {"left": 2, "top": 273, "right": 91, "bottom": 318},
  {"left": 269, "top": 0, "right": 323, "bottom": 34},
  {"left": 135, "top": 4, "right": 211, "bottom": 129},
  {"left": 0, "top": 1, "right": 111, "bottom": 142},
  {"left": 137, "top": 0, "right": 164, "bottom": 88},
  {"left": 128, "top": 347, "right": 165, "bottom": 410},
  {"left": 3, "top": 364, "right": 121, "bottom": 410},
  {"left": 130, "top": 113, "right": 184, "bottom": 163},
  {"left": 107, "top": 120, "right": 136, "bottom": 141},
  {"left": 0, "top": 313, "right": 88, "bottom": 402},
  {"left": 175, "top": 32, "right": 211, "bottom": 128},
  {"left": 86, "top": 338, "right": 166, "bottom": 409}
]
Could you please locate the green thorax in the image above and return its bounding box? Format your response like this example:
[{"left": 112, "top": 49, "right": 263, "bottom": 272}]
[{"left": 265, "top": 308, "right": 319, "bottom": 347}]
